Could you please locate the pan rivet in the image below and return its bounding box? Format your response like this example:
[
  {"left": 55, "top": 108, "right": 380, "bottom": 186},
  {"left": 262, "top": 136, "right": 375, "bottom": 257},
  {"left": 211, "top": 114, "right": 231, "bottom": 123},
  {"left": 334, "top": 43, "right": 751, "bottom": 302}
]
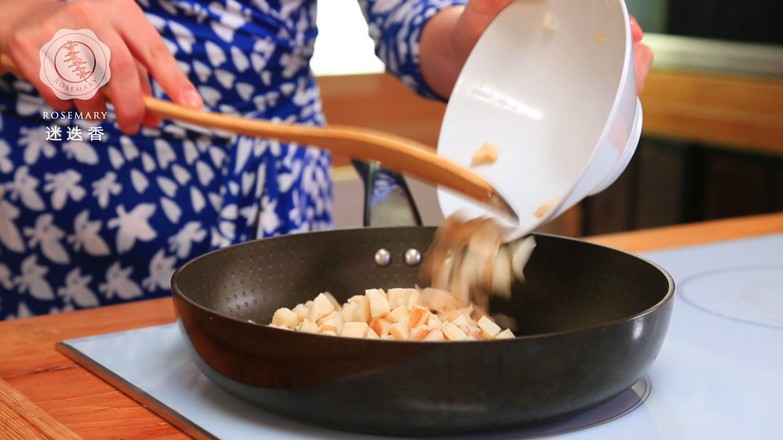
[
  {"left": 403, "top": 249, "right": 422, "bottom": 267},
  {"left": 374, "top": 248, "right": 392, "bottom": 267}
]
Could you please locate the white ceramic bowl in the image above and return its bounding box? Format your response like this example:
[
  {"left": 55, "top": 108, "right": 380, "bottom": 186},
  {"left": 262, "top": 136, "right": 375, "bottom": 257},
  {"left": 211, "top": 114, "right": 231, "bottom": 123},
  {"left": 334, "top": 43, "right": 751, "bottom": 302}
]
[{"left": 437, "top": 0, "right": 642, "bottom": 239}]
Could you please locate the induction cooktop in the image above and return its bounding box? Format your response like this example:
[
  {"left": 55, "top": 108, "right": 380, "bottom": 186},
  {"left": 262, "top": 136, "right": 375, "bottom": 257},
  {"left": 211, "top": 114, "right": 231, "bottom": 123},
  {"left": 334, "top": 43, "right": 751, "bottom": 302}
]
[{"left": 58, "top": 234, "right": 783, "bottom": 439}]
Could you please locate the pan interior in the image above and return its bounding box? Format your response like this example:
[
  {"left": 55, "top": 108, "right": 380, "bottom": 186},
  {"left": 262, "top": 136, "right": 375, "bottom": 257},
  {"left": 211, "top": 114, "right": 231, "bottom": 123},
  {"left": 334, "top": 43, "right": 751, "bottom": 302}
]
[{"left": 172, "top": 228, "right": 671, "bottom": 335}]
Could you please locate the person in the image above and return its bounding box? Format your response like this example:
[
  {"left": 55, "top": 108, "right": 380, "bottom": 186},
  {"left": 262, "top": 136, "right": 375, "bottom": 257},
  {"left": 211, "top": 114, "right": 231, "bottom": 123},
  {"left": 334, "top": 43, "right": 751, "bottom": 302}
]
[{"left": 0, "top": 0, "right": 653, "bottom": 320}]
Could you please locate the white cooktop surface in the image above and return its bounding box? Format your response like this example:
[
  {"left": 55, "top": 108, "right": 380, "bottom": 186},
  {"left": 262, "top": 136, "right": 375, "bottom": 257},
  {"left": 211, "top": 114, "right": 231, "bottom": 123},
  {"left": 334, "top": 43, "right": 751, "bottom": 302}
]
[{"left": 60, "top": 234, "right": 783, "bottom": 439}]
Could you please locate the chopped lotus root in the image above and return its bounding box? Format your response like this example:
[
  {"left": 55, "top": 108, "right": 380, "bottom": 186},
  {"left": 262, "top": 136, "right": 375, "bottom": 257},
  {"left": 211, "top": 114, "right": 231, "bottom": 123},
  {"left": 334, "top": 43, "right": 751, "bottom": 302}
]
[
  {"left": 417, "top": 215, "right": 536, "bottom": 316},
  {"left": 470, "top": 142, "right": 498, "bottom": 166},
  {"left": 593, "top": 30, "right": 606, "bottom": 45},
  {"left": 543, "top": 12, "right": 556, "bottom": 31},
  {"left": 267, "top": 217, "right": 536, "bottom": 342},
  {"left": 534, "top": 198, "right": 559, "bottom": 219},
  {"left": 267, "top": 287, "right": 515, "bottom": 341}
]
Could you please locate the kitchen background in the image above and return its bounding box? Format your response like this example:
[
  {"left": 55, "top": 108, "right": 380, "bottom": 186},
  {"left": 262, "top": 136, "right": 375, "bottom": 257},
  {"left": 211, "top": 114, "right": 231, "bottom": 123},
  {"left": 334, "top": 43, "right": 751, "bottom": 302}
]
[{"left": 314, "top": 0, "right": 783, "bottom": 236}]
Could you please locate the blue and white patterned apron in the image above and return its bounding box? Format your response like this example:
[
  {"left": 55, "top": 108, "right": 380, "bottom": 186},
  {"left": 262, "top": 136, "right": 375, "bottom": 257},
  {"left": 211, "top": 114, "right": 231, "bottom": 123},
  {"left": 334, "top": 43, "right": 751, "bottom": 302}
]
[{"left": 0, "top": 0, "right": 466, "bottom": 319}]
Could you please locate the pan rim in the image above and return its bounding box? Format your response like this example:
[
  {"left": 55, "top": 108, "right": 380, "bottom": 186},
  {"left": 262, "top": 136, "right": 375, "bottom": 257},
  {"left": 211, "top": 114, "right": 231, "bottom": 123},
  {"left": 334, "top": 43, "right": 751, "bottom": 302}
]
[{"left": 170, "top": 228, "right": 675, "bottom": 345}]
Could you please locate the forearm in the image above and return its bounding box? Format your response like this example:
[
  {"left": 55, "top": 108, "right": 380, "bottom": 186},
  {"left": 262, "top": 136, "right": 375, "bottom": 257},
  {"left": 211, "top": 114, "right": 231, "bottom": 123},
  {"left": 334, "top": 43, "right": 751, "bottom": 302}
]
[
  {"left": 418, "top": 6, "right": 465, "bottom": 100},
  {"left": 358, "top": 0, "right": 469, "bottom": 100}
]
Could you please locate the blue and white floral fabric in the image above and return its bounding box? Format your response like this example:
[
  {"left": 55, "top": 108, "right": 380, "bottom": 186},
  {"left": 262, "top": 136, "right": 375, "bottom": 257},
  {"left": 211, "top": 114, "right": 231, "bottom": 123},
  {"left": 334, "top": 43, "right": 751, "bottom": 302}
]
[{"left": 0, "top": 0, "right": 466, "bottom": 319}]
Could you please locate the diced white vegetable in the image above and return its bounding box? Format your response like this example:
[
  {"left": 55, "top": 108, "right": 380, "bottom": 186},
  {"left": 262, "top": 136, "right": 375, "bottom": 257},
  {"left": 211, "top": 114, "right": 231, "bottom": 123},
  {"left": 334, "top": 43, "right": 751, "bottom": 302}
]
[
  {"left": 387, "top": 288, "right": 411, "bottom": 309},
  {"left": 408, "top": 306, "right": 431, "bottom": 329},
  {"left": 341, "top": 322, "right": 370, "bottom": 339},
  {"left": 511, "top": 236, "right": 537, "bottom": 281},
  {"left": 495, "top": 328, "right": 515, "bottom": 339},
  {"left": 477, "top": 315, "right": 501, "bottom": 338},
  {"left": 319, "top": 324, "right": 338, "bottom": 334},
  {"left": 389, "top": 321, "right": 410, "bottom": 340},
  {"left": 364, "top": 288, "right": 387, "bottom": 298},
  {"left": 593, "top": 30, "right": 606, "bottom": 45},
  {"left": 470, "top": 142, "right": 498, "bottom": 166},
  {"left": 439, "top": 307, "right": 471, "bottom": 323},
  {"left": 423, "top": 329, "right": 445, "bottom": 342},
  {"left": 370, "top": 317, "right": 392, "bottom": 337},
  {"left": 543, "top": 12, "right": 556, "bottom": 31},
  {"left": 452, "top": 314, "right": 472, "bottom": 335},
  {"left": 366, "top": 289, "right": 391, "bottom": 318},
  {"left": 318, "top": 311, "right": 344, "bottom": 334},
  {"left": 406, "top": 289, "right": 423, "bottom": 308},
  {"left": 442, "top": 322, "right": 468, "bottom": 341},
  {"left": 426, "top": 313, "right": 442, "bottom": 329},
  {"left": 386, "top": 305, "right": 410, "bottom": 323},
  {"left": 427, "top": 289, "right": 463, "bottom": 313},
  {"left": 269, "top": 283, "right": 516, "bottom": 341},
  {"left": 534, "top": 198, "right": 559, "bottom": 219},
  {"left": 299, "top": 320, "right": 318, "bottom": 334},
  {"left": 271, "top": 307, "right": 299, "bottom": 329},
  {"left": 292, "top": 303, "right": 309, "bottom": 320},
  {"left": 492, "top": 246, "right": 513, "bottom": 299},
  {"left": 342, "top": 295, "right": 370, "bottom": 323},
  {"left": 309, "top": 293, "right": 336, "bottom": 322},
  {"left": 322, "top": 292, "right": 342, "bottom": 310},
  {"left": 410, "top": 326, "right": 431, "bottom": 341}
]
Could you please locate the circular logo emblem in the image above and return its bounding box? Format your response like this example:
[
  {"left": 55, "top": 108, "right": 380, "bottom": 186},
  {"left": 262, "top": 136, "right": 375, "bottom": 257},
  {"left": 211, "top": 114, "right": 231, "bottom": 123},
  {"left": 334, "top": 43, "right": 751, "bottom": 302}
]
[{"left": 39, "top": 29, "right": 111, "bottom": 100}]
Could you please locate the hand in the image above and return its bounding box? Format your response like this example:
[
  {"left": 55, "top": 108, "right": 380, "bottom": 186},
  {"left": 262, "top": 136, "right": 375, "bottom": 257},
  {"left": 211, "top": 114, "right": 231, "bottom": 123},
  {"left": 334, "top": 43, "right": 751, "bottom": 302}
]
[
  {"left": 421, "top": 3, "right": 654, "bottom": 98},
  {"left": 420, "top": 1, "right": 513, "bottom": 99},
  {"left": 0, "top": 0, "right": 202, "bottom": 134},
  {"left": 630, "top": 16, "right": 654, "bottom": 94}
]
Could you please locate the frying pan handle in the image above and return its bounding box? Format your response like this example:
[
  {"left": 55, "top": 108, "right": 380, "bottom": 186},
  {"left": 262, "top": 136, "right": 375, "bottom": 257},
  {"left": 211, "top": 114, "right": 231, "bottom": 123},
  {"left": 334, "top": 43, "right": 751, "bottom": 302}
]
[{"left": 352, "top": 160, "right": 423, "bottom": 227}]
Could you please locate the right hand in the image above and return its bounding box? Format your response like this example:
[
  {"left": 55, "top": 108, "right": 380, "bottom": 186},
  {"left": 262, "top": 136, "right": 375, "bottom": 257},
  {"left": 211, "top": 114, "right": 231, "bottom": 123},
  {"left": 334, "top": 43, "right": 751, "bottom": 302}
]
[
  {"left": 0, "top": 0, "right": 203, "bottom": 134},
  {"left": 630, "top": 16, "right": 654, "bottom": 94}
]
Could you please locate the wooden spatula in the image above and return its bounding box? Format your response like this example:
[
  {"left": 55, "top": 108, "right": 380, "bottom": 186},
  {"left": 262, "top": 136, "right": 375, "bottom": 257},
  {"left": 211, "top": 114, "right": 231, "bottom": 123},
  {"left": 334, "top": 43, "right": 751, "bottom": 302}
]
[
  {"left": 1, "top": 55, "right": 518, "bottom": 221},
  {"left": 142, "top": 97, "right": 517, "bottom": 222}
]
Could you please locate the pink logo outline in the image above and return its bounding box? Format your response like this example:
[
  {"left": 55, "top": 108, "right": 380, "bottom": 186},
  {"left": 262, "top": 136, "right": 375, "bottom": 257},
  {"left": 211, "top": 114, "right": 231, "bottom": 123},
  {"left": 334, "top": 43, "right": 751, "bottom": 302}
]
[{"left": 39, "top": 29, "right": 111, "bottom": 100}]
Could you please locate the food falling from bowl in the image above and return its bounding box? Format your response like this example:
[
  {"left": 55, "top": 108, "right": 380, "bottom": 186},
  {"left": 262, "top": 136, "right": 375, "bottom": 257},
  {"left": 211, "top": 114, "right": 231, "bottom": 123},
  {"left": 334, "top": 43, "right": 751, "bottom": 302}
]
[
  {"left": 543, "top": 12, "right": 557, "bottom": 31},
  {"left": 268, "top": 215, "right": 536, "bottom": 341},
  {"left": 417, "top": 215, "right": 536, "bottom": 310}
]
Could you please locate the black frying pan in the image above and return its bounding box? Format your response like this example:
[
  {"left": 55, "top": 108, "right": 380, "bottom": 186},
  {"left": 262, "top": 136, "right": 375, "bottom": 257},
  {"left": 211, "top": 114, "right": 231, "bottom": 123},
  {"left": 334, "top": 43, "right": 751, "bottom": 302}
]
[{"left": 171, "top": 225, "right": 674, "bottom": 435}]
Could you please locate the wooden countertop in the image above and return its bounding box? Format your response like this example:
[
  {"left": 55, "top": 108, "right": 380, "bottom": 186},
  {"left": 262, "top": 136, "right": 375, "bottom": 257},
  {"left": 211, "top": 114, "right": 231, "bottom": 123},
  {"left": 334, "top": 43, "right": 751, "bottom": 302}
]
[{"left": 2, "top": 212, "right": 783, "bottom": 439}]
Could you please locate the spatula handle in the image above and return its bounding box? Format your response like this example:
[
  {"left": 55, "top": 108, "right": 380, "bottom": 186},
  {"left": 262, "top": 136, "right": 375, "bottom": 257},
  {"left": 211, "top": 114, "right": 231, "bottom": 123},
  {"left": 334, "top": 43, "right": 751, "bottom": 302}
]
[{"left": 142, "top": 96, "right": 518, "bottom": 222}]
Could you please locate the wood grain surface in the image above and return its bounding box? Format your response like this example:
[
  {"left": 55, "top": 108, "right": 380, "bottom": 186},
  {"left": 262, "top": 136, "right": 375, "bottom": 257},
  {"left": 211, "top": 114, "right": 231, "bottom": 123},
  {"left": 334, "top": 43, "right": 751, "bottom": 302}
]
[{"left": 0, "top": 378, "right": 81, "bottom": 439}]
